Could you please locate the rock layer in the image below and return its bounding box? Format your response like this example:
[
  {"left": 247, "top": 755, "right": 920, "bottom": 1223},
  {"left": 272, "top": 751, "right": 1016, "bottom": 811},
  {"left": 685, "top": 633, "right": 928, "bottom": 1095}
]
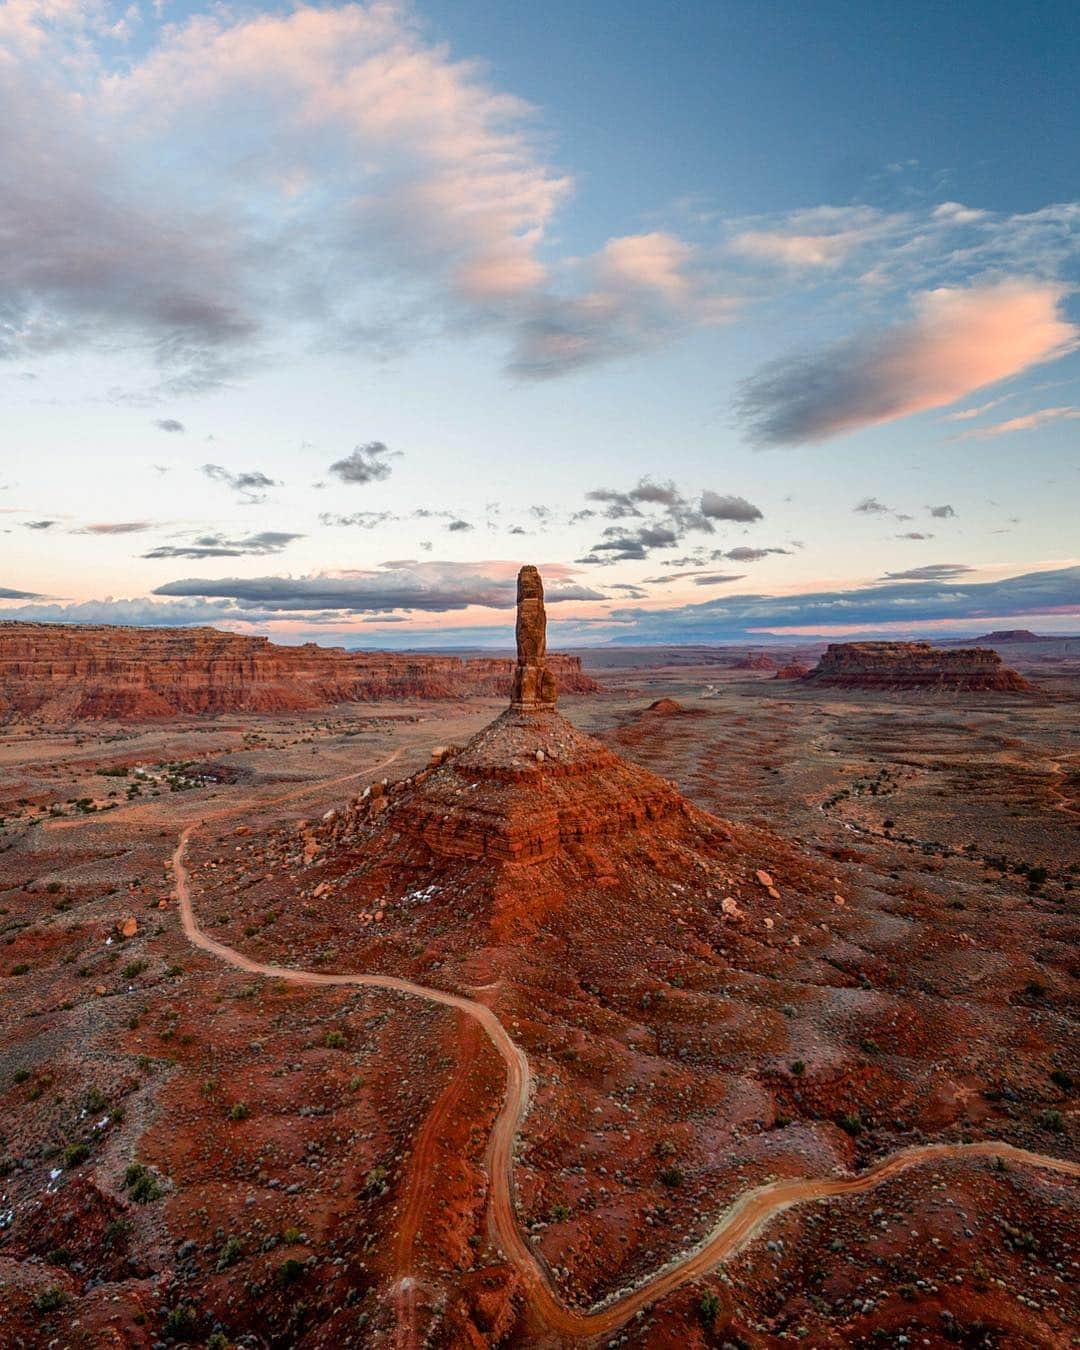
[
  {"left": 0, "top": 621, "right": 597, "bottom": 721},
  {"left": 803, "top": 641, "right": 1032, "bottom": 691}
]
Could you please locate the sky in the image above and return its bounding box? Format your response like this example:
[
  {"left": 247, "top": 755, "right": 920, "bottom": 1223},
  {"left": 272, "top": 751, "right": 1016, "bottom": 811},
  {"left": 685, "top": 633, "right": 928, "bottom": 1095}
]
[{"left": 2, "top": 0, "right": 1078, "bottom": 647}]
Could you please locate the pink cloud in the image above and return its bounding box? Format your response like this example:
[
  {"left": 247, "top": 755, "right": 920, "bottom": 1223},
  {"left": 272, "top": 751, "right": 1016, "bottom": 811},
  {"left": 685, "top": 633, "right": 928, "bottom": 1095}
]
[
  {"left": 954, "top": 405, "right": 1080, "bottom": 438},
  {"left": 738, "top": 278, "right": 1078, "bottom": 444}
]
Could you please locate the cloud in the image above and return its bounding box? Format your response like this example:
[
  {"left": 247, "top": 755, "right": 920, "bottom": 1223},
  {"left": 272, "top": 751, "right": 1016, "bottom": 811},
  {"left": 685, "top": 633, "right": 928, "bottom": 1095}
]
[
  {"left": 25, "top": 519, "right": 57, "bottom": 529},
  {"left": 896, "top": 531, "right": 934, "bottom": 540},
  {"left": 728, "top": 207, "right": 892, "bottom": 270},
  {"left": 152, "top": 561, "right": 603, "bottom": 613},
  {"left": 581, "top": 480, "right": 763, "bottom": 561},
  {"left": 700, "top": 492, "right": 763, "bottom": 524},
  {"left": 506, "top": 232, "right": 735, "bottom": 378},
  {"left": 319, "top": 511, "right": 394, "bottom": 530},
  {"left": 154, "top": 418, "right": 185, "bottom": 433},
  {"left": 201, "top": 463, "right": 278, "bottom": 501},
  {"left": 720, "top": 546, "right": 790, "bottom": 561},
  {"left": 928, "top": 504, "right": 956, "bottom": 519},
  {"left": 76, "top": 521, "right": 154, "bottom": 535},
  {"left": 954, "top": 405, "right": 1080, "bottom": 439},
  {"left": 737, "top": 279, "right": 1078, "bottom": 445},
  {"left": 142, "top": 530, "right": 302, "bottom": 559},
  {"left": 0, "top": 585, "right": 45, "bottom": 599},
  {"left": 447, "top": 519, "right": 474, "bottom": 533},
  {"left": 881, "top": 563, "right": 973, "bottom": 581},
  {"left": 601, "top": 565, "right": 1080, "bottom": 642},
  {"left": 853, "top": 497, "right": 891, "bottom": 515},
  {"left": 942, "top": 397, "right": 1010, "bottom": 422},
  {"left": 328, "top": 441, "right": 399, "bottom": 485}
]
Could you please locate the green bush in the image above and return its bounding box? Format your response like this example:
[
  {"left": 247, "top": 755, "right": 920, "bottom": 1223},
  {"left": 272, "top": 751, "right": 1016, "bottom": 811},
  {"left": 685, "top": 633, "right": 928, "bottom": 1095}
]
[
  {"left": 33, "top": 1286, "right": 68, "bottom": 1313},
  {"left": 229, "top": 1102, "right": 249, "bottom": 1122},
  {"left": 277, "top": 1258, "right": 305, "bottom": 1286},
  {"left": 124, "top": 1162, "right": 165, "bottom": 1203},
  {"left": 658, "top": 1165, "right": 683, "bottom": 1188},
  {"left": 216, "top": 1236, "right": 244, "bottom": 1270},
  {"left": 162, "top": 1304, "right": 198, "bottom": 1340},
  {"left": 699, "top": 1289, "right": 722, "bottom": 1326},
  {"left": 325, "top": 1029, "right": 345, "bottom": 1049},
  {"left": 63, "top": 1142, "right": 90, "bottom": 1168},
  {"left": 839, "top": 1112, "right": 863, "bottom": 1136}
]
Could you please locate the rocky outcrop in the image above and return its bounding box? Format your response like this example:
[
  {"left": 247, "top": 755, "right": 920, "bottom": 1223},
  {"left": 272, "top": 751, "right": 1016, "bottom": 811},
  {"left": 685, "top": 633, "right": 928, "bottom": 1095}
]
[
  {"left": 803, "top": 641, "right": 1033, "bottom": 691},
  {"left": 326, "top": 565, "right": 720, "bottom": 870},
  {"left": 510, "top": 564, "right": 558, "bottom": 710},
  {"left": 969, "top": 630, "right": 1039, "bottom": 643},
  {"left": 773, "top": 662, "right": 811, "bottom": 680},
  {"left": 734, "top": 651, "right": 777, "bottom": 671},
  {"left": 0, "top": 621, "right": 597, "bottom": 721}
]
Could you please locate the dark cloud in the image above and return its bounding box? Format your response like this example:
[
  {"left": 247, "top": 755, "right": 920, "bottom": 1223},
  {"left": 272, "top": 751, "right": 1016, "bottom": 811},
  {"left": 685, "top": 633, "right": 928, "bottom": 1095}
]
[
  {"left": 76, "top": 521, "right": 153, "bottom": 535},
  {"left": 720, "top": 546, "right": 791, "bottom": 562},
  {"left": 446, "top": 519, "right": 474, "bottom": 533},
  {"left": 152, "top": 565, "right": 603, "bottom": 614},
  {"left": 591, "top": 524, "right": 679, "bottom": 561},
  {"left": 645, "top": 569, "right": 745, "bottom": 585},
  {"left": 328, "top": 441, "right": 398, "bottom": 485},
  {"left": 583, "top": 479, "right": 763, "bottom": 562},
  {"left": 929, "top": 504, "right": 957, "bottom": 518},
  {"left": 142, "top": 531, "right": 302, "bottom": 559},
  {"left": 700, "top": 492, "right": 763, "bottom": 523},
  {"left": 896, "top": 531, "right": 934, "bottom": 540},
  {"left": 154, "top": 418, "right": 185, "bottom": 433},
  {"left": 881, "top": 563, "right": 973, "bottom": 581},
  {"left": 853, "top": 497, "right": 891, "bottom": 515},
  {"left": 25, "top": 519, "right": 57, "bottom": 530},
  {"left": 202, "top": 464, "right": 278, "bottom": 502},
  {"left": 603, "top": 565, "right": 1080, "bottom": 642},
  {"left": 0, "top": 586, "right": 45, "bottom": 599}
]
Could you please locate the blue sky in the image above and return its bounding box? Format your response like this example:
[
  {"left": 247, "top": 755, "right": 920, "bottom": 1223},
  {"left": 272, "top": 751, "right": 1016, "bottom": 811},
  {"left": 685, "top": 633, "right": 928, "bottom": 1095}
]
[{"left": 2, "top": 0, "right": 1078, "bottom": 645}]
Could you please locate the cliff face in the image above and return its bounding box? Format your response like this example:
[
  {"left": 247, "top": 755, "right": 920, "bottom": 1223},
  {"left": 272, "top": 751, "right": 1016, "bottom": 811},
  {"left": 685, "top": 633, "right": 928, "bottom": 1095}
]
[
  {"left": 803, "top": 641, "right": 1032, "bottom": 691},
  {"left": 0, "top": 622, "right": 597, "bottom": 721}
]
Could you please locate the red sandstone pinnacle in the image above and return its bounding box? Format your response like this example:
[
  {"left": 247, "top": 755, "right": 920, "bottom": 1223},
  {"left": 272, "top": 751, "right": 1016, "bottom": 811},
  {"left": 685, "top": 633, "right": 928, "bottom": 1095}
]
[{"left": 510, "top": 565, "right": 558, "bottom": 711}]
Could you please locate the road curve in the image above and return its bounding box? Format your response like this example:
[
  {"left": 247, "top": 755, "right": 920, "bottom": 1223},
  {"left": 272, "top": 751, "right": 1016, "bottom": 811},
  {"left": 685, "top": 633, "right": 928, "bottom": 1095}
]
[{"left": 169, "top": 762, "right": 1079, "bottom": 1345}]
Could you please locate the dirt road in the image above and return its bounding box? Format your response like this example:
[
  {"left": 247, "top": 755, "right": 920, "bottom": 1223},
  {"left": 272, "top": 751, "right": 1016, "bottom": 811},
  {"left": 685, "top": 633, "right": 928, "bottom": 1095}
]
[{"left": 169, "top": 760, "right": 1079, "bottom": 1346}]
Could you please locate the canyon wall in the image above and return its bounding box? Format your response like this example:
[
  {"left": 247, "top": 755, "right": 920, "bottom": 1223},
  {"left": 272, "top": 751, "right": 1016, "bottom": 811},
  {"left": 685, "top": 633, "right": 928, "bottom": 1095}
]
[
  {"left": 803, "top": 641, "right": 1033, "bottom": 691},
  {"left": 0, "top": 622, "right": 597, "bottom": 721}
]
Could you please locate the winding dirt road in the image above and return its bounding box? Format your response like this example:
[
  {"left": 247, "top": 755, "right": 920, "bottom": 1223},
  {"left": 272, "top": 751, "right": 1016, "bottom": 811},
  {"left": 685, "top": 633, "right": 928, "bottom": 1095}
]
[{"left": 169, "top": 759, "right": 1079, "bottom": 1346}]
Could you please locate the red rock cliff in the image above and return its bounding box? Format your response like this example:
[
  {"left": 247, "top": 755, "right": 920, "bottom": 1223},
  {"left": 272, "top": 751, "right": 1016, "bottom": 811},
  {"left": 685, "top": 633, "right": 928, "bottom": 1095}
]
[
  {"left": 802, "top": 641, "right": 1032, "bottom": 691},
  {"left": 0, "top": 622, "right": 598, "bottom": 721}
]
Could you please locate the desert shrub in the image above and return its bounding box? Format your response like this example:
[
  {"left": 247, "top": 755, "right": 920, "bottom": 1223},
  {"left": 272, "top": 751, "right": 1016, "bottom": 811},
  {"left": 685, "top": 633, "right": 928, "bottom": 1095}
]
[
  {"left": 122, "top": 960, "right": 147, "bottom": 980},
  {"left": 325, "top": 1030, "right": 345, "bottom": 1049},
  {"left": 658, "top": 1165, "right": 683, "bottom": 1188},
  {"left": 1049, "top": 1068, "right": 1073, "bottom": 1091},
  {"left": 11, "top": 963, "right": 30, "bottom": 976},
  {"left": 790, "top": 1059, "right": 805, "bottom": 1076},
  {"left": 63, "top": 1142, "right": 90, "bottom": 1168},
  {"left": 363, "top": 1165, "right": 388, "bottom": 1195},
  {"left": 839, "top": 1113, "right": 863, "bottom": 1136},
  {"left": 162, "top": 1304, "right": 198, "bottom": 1340},
  {"left": 124, "top": 1162, "right": 165, "bottom": 1203},
  {"left": 32, "top": 1286, "right": 68, "bottom": 1313},
  {"left": 229, "top": 1102, "right": 249, "bottom": 1122},
  {"left": 1040, "top": 1109, "right": 1064, "bottom": 1133},
  {"left": 277, "top": 1258, "right": 305, "bottom": 1286},
  {"left": 216, "top": 1236, "right": 243, "bottom": 1270},
  {"left": 85, "top": 1086, "right": 107, "bottom": 1111},
  {"left": 699, "top": 1289, "right": 722, "bottom": 1326}
]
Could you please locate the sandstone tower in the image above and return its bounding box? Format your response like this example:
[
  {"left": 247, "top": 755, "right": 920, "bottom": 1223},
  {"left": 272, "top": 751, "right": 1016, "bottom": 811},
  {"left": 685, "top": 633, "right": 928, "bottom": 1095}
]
[{"left": 510, "top": 565, "right": 558, "bottom": 711}]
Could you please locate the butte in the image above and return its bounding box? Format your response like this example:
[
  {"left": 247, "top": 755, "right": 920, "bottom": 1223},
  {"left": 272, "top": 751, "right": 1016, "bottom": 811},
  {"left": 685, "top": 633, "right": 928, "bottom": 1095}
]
[{"left": 316, "top": 565, "right": 822, "bottom": 960}]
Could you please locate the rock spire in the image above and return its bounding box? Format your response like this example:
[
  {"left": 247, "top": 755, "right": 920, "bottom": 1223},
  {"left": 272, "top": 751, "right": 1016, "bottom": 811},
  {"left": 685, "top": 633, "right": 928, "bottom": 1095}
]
[{"left": 510, "top": 565, "right": 558, "bottom": 710}]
